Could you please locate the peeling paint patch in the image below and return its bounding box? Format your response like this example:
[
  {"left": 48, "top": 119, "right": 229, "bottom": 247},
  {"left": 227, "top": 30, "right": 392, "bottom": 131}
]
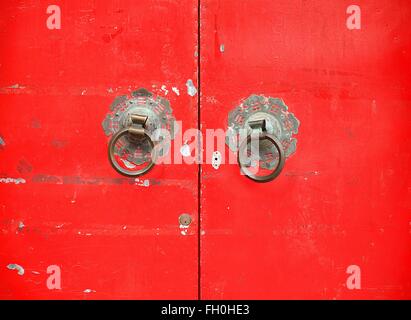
[
  {"left": 134, "top": 178, "right": 150, "bottom": 187},
  {"left": 8, "top": 84, "right": 26, "bottom": 89},
  {"left": 7, "top": 264, "right": 25, "bottom": 276},
  {"left": 186, "top": 79, "right": 197, "bottom": 97},
  {"left": 0, "top": 136, "right": 5, "bottom": 147},
  {"left": 161, "top": 85, "right": 169, "bottom": 95},
  {"left": 83, "top": 289, "right": 96, "bottom": 294},
  {"left": 18, "top": 221, "right": 25, "bottom": 231},
  {"left": 180, "top": 225, "right": 189, "bottom": 236},
  {"left": 220, "top": 44, "right": 225, "bottom": 53},
  {"left": 172, "top": 87, "right": 180, "bottom": 96},
  {"left": 0, "top": 177, "right": 26, "bottom": 185},
  {"left": 77, "top": 231, "right": 93, "bottom": 236}
]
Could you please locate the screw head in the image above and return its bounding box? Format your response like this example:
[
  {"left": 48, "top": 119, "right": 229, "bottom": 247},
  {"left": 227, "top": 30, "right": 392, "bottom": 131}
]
[{"left": 179, "top": 214, "right": 192, "bottom": 226}]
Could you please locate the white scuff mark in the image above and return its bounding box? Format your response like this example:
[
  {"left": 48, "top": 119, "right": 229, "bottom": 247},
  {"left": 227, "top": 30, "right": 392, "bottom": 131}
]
[
  {"left": 18, "top": 221, "right": 25, "bottom": 231},
  {"left": 212, "top": 151, "right": 222, "bottom": 170},
  {"left": 83, "top": 289, "right": 96, "bottom": 294},
  {"left": 31, "top": 271, "right": 40, "bottom": 275},
  {"left": 220, "top": 44, "right": 225, "bottom": 53},
  {"left": 135, "top": 178, "right": 150, "bottom": 187},
  {"left": 7, "top": 264, "right": 25, "bottom": 276},
  {"left": 8, "top": 84, "right": 26, "bottom": 89},
  {"left": 107, "top": 87, "right": 114, "bottom": 93},
  {"left": 123, "top": 225, "right": 127, "bottom": 230},
  {"left": 77, "top": 231, "right": 92, "bottom": 236},
  {"left": 180, "top": 143, "right": 191, "bottom": 157},
  {"left": 81, "top": 89, "right": 87, "bottom": 95},
  {"left": 186, "top": 79, "right": 197, "bottom": 97},
  {"left": 200, "top": 230, "right": 206, "bottom": 236},
  {"left": 56, "top": 223, "right": 65, "bottom": 229},
  {"left": 71, "top": 191, "right": 77, "bottom": 204},
  {"left": 0, "top": 177, "right": 26, "bottom": 185},
  {"left": 161, "top": 85, "right": 169, "bottom": 95},
  {"left": 172, "top": 87, "right": 180, "bottom": 96}
]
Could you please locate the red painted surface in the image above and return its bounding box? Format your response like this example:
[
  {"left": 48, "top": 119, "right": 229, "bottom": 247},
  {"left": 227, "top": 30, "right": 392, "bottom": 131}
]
[
  {"left": 0, "top": 0, "right": 199, "bottom": 299},
  {"left": 200, "top": 0, "right": 411, "bottom": 299},
  {"left": 0, "top": 0, "right": 410, "bottom": 300}
]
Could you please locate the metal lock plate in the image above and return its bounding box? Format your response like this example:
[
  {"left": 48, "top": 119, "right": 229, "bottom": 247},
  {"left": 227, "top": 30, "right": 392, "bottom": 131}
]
[
  {"left": 226, "top": 94, "right": 300, "bottom": 171},
  {"left": 102, "top": 88, "right": 179, "bottom": 172}
]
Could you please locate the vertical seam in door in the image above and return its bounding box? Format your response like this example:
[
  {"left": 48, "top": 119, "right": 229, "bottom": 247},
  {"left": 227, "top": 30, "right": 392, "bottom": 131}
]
[{"left": 197, "top": 0, "right": 202, "bottom": 301}]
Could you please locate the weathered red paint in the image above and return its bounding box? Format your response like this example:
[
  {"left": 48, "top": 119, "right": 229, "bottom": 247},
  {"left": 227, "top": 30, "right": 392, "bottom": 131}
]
[
  {"left": 0, "top": 0, "right": 199, "bottom": 299},
  {"left": 200, "top": 0, "right": 411, "bottom": 299},
  {"left": 0, "top": 0, "right": 410, "bottom": 300}
]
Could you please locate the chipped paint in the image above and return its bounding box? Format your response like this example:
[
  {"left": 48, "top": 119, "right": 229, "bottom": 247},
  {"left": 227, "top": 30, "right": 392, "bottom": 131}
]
[
  {"left": 180, "top": 225, "right": 189, "bottom": 236},
  {"left": 7, "top": 264, "right": 25, "bottom": 276},
  {"left": 220, "top": 44, "right": 225, "bottom": 52},
  {"left": 18, "top": 221, "right": 25, "bottom": 231},
  {"left": 0, "top": 136, "right": 5, "bottom": 147},
  {"left": 172, "top": 87, "right": 180, "bottom": 96},
  {"left": 71, "top": 191, "right": 77, "bottom": 204},
  {"left": 135, "top": 178, "right": 150, "bottom": 187},
  {"left": 161, "top": 85, "right": 169, "bottom": 95},
  {"left": 0, "top": 177, "right": 26, "bottom": 185},
  {"left": 186, "top": 79, "right": 197, "bottom": 97},
  {"left": 83, "top": 289, "right": 96, "bottom": 293},
  {"left": 8, "top": 84, "right": 26, "bottom": 89}
]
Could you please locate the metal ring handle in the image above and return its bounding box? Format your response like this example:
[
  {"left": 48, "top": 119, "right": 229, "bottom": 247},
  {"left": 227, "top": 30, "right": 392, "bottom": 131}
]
[
  {"left": 108, "top": 128, "right": 155, "bottom": 177},
  {"left": 237, "top": 133, "right": 285, "bottom": 183}
]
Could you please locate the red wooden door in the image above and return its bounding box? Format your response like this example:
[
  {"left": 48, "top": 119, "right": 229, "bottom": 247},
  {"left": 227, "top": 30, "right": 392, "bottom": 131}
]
[
  {"left": 1, "top": 0, "right": 410, "bottom": 300},
  {"left": 200, "top": 0, "right": 411, "bottom": 299},
  {"left": 0, "top": 0, "right": 199, "bottom": 299}
]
